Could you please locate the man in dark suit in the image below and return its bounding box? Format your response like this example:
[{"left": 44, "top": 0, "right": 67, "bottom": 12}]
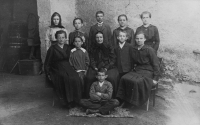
[{"left": 89, "top": 11, "right": 112, "bottom": 53}]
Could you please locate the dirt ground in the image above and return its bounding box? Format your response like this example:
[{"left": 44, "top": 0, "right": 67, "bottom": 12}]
[{"left": 0, "top": 73, "right": 200, "bottom": 125}]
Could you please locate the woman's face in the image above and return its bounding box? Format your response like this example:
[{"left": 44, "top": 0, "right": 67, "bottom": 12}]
[
  {"left": 57, "top": 33, "right": 66, "bottom": 45},
  {"left": 53, "top": 15, "right": 60, "bottom": 25},
  {"left": 135, "top": 34, "right": 146, "bottom": 46},
  {"left": 74, "top": 19, "right": 83, "bottom": 30},
  {"left": 96, "top": 33, "right": 104, "bottom": 44},
  {"left": 141, "top": 14, "right": 150, "bottom": 25},
  {"left": 118, "top": 16, "right": 127, "bottom": 27}
]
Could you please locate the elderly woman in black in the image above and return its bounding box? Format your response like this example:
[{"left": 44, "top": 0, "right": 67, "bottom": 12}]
[
  {"left": 116, "top": 31, "right": 160, "bottom": 106},
  {"left": 44, "top": 30, "right": 82, "bottom": 107},
  {"left": 86, "top": 31, "right": 119, "bottom": 98}
]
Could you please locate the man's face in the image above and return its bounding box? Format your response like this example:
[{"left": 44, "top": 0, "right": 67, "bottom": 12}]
[{"left": 96, "top": 13, "right": 104, "bottom": 23}]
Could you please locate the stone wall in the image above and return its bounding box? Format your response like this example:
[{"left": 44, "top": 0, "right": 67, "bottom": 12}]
[
  {"left": 37, "top": 0, "right": 76, "bottom": 62},
  {"left": 75, "top": 0, "right": 200, "bottom": 82}
]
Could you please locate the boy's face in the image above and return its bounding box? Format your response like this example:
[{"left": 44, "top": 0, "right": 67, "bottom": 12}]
[
  {"left": 96, "top": 72, "right": 107, "bottom": 82},
  {"left": 118, "top": 16, "right": 127, "bottom": 27},
  {"left": 96, "top": 13, "right": 104, "bottom": 23},
  {"left": 53, "top": 15, "right": 60, "bottom": 25},
  {"left": 57, "top": 33, "right": 66, "bottom": 45},
  {"left": 74, "top": 19, "right": 83, "bottom": 30},
  {"left": 96, "top": 33, "right": 103, "bottom": 44},
  {"left": 141, "top": 14, "right": 150, "bottom": 25},
  {"left": 117, "top": 32, "right": 127, "bottom": 44},
  {"left": 135, "top": 34, "right": 146, "bottom": 46},
  {"left": 74, "top": 37, "right": 83, "bottom": 48}
]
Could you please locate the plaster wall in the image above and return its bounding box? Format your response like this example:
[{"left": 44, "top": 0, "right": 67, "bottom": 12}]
[
  {"left": 37, "top": 0, "right": 76, "bottom": 62},
  {"left": 75, "top": 0, "right": 200, "bottom": 82}
]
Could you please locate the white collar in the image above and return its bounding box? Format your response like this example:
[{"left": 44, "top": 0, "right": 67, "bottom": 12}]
[
  {"left": 97, "top": 22, "right": 103, "bottom": 26},
  {"left": 71, "top": 47, "right": 86, "bottom": 53},
  {"left": 99, "top": 81, "right": 104, "bottom": 87},
  {"left": 119, "top": 42, "right": 126, "bottom": 49}
]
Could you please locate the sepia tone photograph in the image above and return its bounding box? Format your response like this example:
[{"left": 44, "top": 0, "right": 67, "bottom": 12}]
[{"left": 0, "top": 0, "right": 200, "bottom": 125}]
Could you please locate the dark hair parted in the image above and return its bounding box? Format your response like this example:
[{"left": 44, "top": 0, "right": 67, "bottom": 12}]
[
  {"left": 51, "top": 12, "right": 63, "bottom": 27},
  {"left": 73, "top": 17, "right": 83, "bottom": 26},
  {"left": 140, "top": 11, "right": 151, "bottom": 19},
  {"left": 135, "top": 31, "right": 147, "bottom": 39},
  {"left": 55, "top": 30, "right": 67, "bottom": 39},
  {"left": 96, "top": 68, "right": 107, "bottom": 75},
  {"left": 96, "top": 11, "right": 104, "bottom": 17},
  {"left": 118, "top": 14, "right": 128, "bottom": 21},
  {"left": 73, "top": 35, "right": 83, "bottom": 43}
]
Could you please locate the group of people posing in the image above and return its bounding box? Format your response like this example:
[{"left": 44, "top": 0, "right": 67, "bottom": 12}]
[{"left": 44, "top": 10, "right": 160, "bottom": 115}]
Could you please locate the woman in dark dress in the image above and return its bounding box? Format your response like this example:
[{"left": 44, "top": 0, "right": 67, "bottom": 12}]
[
  {"left": 135, "top": 11, "right": 160, "bottom": 53},
  {"left": 44, "top": 30, "right": 82, "bottom": 107},
  {"left": 116, "top": 31, "right": 160, "bottom": 106},
  {"left": 86, "top": 31, "right": 119, "bottom": 98}
]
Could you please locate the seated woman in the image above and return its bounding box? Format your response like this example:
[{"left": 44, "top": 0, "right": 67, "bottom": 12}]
[
  {"left": 86, "top": 31, "right": 119, "bottom": 98},
  {"left": 116, "top": 31, "right": 160, "bottom": 106},
  {"left": 44, "top": 30, "right": 82, "bottom": 107}
]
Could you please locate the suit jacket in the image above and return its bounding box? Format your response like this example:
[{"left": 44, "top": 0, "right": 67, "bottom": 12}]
[
  {"left": 89, "top": 23, "right": 112, "bottom": 52},
  {"left": 114, "top": 42, "right": 132, "bottom": 73},
  {"left": 89, "top": 80, "right": 113, "bottom": 101}
]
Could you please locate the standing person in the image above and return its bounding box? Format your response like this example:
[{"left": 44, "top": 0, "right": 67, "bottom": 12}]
[
  {"left": 44, "top": 30, "right": 82, "bottom": 107},
  {"left": 114, "top": 31, "right": 132, "bottom": 79},
  {"left": 27, "top": 13, "right": 41, "bottom": 60},
  {"left": 69, "top": 36, "right": 90, "bottom": 97},
  {"left": 116, "top": 31, "right": 160, "bottom": 106},
  {"left": 89, "top": 11, "right": 112, "bottom": 52},
  {"left": 113, "top": 14, "right": 135, "bottom": 46},
  {"left": 80, "top": 68, "right": 119, "bottom": 115},
  {"left": 86, "top": 31, "right": 119, "bottom": 98},
  {"left": 69, "top": 18, "right": 88, "bottom": 50},
  {"left": 45, "top": 12, "right": 68, "bottom": 52},
  {"left": 135, "top": 11, "right": 160, "bottom": 53}
]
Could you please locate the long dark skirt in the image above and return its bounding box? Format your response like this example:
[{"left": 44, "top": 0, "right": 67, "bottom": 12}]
[
  {"left": 116, "top": 69, "right": 153, "bottom": 106},
  {"left": 50, "top": 62, "right": 82, "bottom": 104},
  {"left": 85, "top": 67, "right": 119, "bottom": 98}
]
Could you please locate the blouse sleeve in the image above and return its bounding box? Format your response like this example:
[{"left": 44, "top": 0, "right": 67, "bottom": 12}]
[
  {"left": 44, "top": 46, "right": 54, "bottom": 75},
  {"left": 149, "top": 48, "right": 160, "bottom": 81},
  {"left": 85, "top": 51, "right": 90, "bottom": 70},
  {"left": 153, "top": 26, "right": 160, "bottom": 51},
  {"left": 112, "top": 29, "right": 118, "bottom": 47},
  {"left": 45, "top": 28, "right": 51, "bottom": 51},
  {"left": 130, "top": 29, "right": 135, "bottom": 46},
  {"left": 63, "top": 28, "right": 69, "bottom": 44},
  {"left": 90, "top": 50, "right": 97, "bottom": 70},
  {"left": 107, "top": 26, "right": 112, "bottom": 44},
  {"left": 104, "top": 45, "right": 116, "bottom": 69}
]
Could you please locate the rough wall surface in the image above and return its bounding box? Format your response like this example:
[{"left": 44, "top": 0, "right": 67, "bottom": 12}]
[
  {"left": 37, "top": 0, "right": 51, "bottom": 63},
  {"left": 75, "top": 0, "right": 200, "bottom": 82},
  {"left": 38, "top": 0, "right": 76, "bottom": 62}
]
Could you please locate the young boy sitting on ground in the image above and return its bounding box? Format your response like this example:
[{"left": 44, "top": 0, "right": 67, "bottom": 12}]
[{"left": 80, "top": 68, "right": 119, "bottom": 115}]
